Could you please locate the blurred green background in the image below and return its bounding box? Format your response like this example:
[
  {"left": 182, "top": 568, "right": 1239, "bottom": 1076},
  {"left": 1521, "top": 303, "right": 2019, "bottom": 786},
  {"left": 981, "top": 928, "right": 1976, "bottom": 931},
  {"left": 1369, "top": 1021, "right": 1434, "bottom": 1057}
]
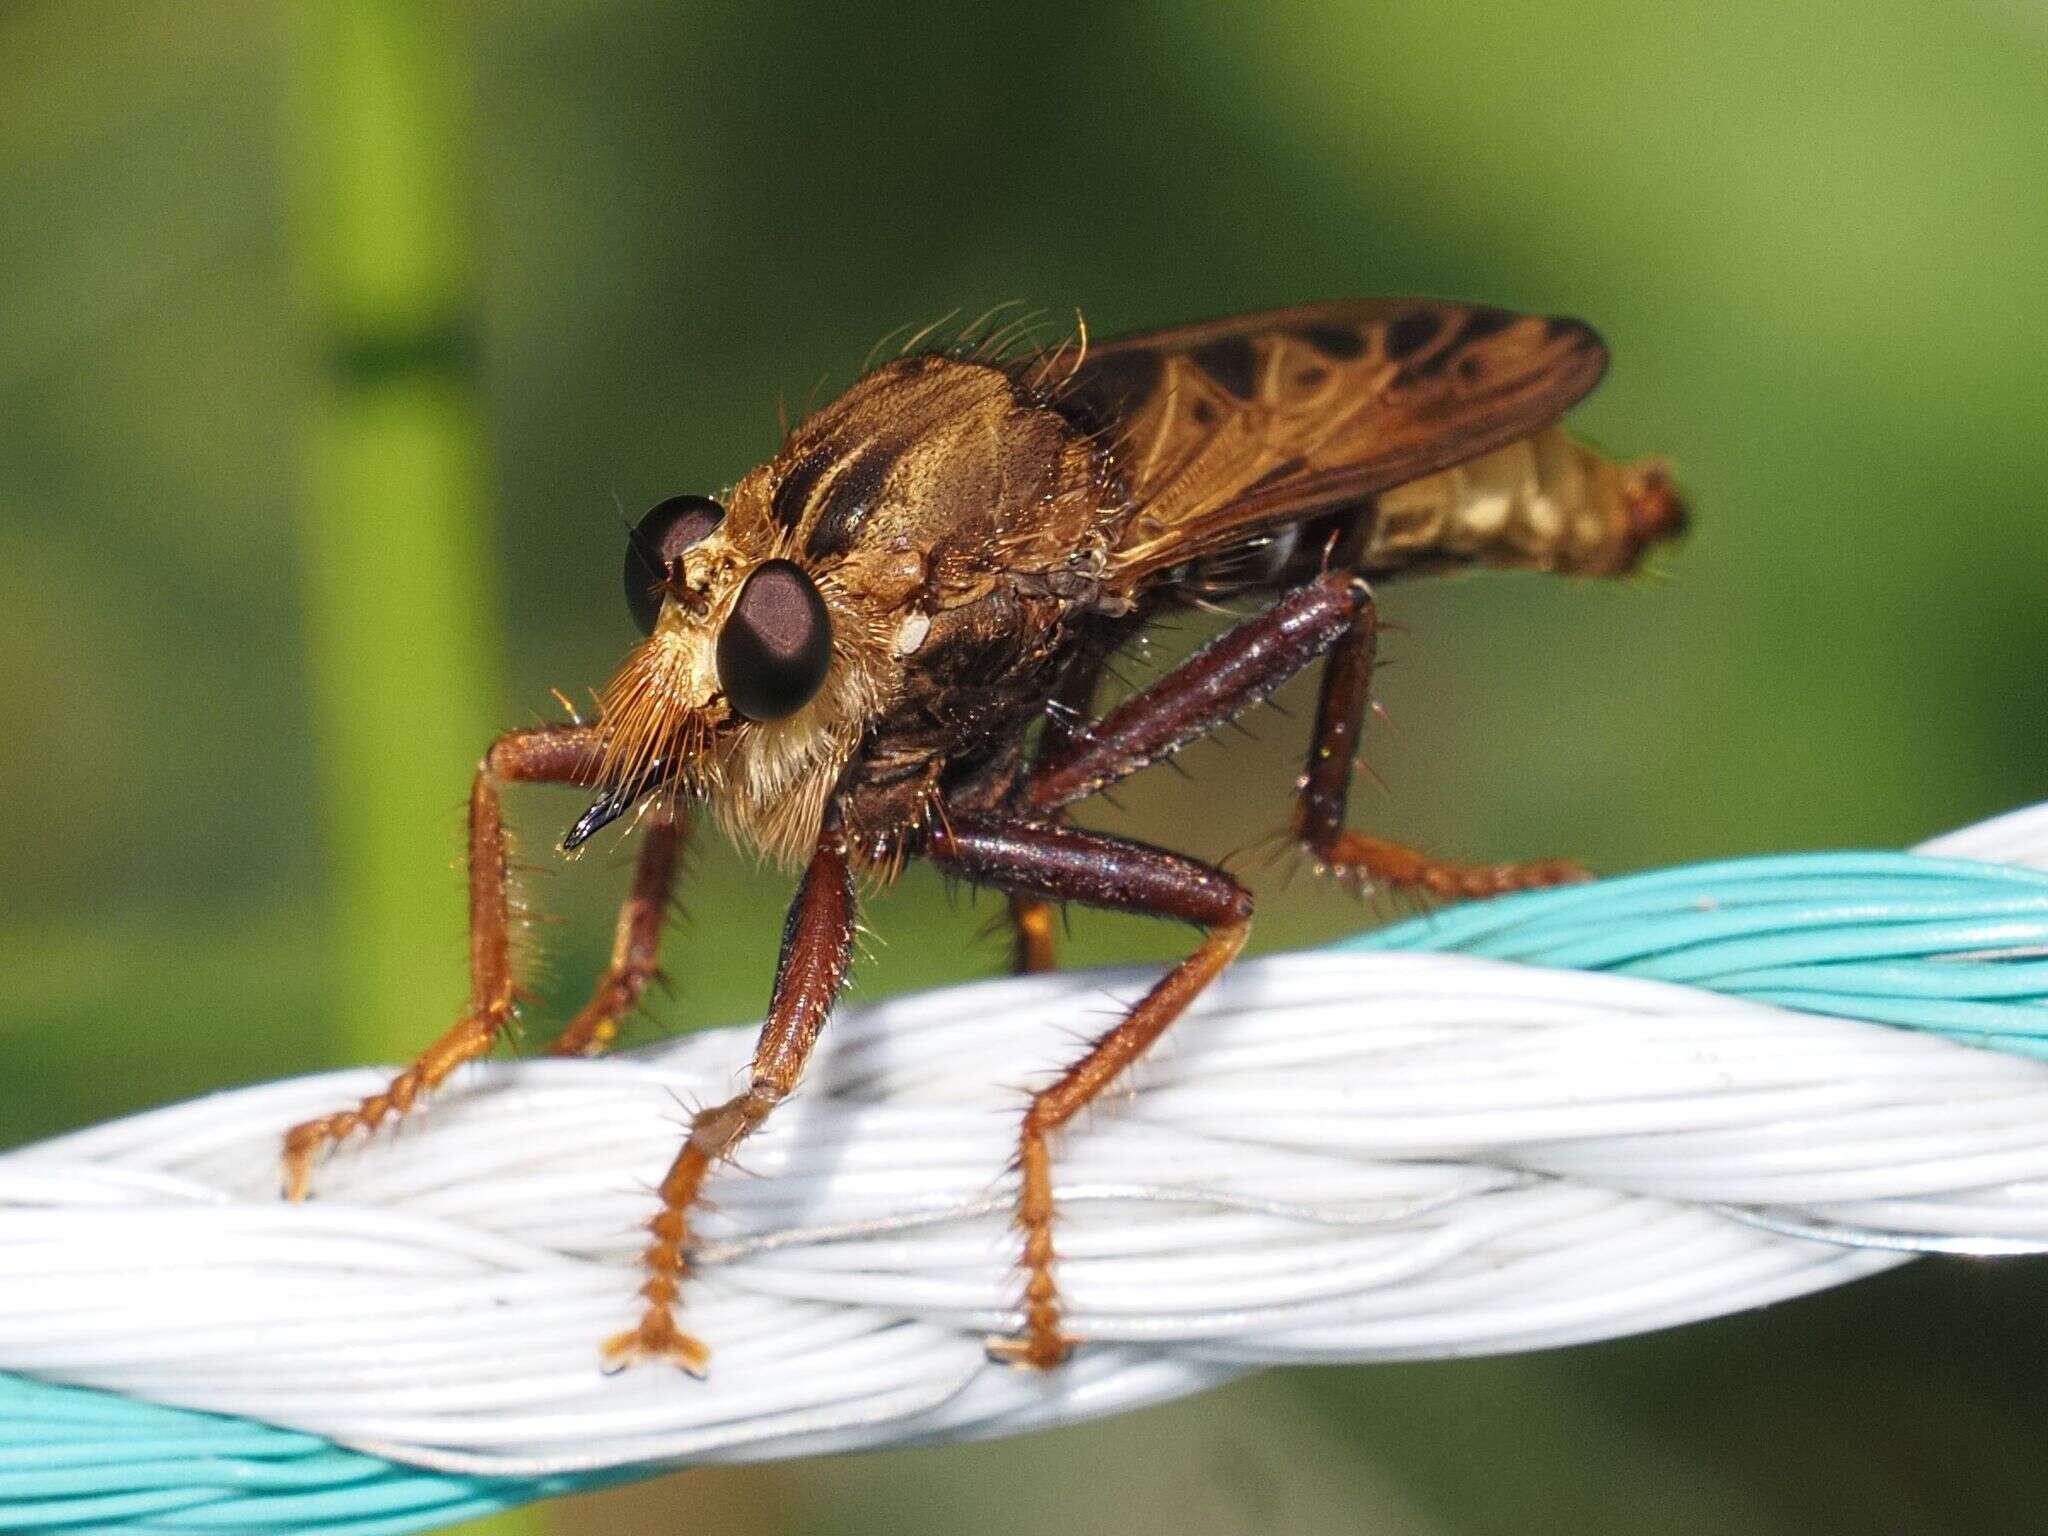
[{"left": 3, "top": 1, "right": 2045, "bottom": 1532}]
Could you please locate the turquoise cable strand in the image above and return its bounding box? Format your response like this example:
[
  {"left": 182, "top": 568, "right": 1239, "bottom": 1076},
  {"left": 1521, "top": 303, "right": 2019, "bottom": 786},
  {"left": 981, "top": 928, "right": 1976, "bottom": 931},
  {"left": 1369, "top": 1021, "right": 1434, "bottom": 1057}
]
[
  {"left": 0, "top": 1375, "right": 622, "bottom": 1532},
  {"left": 1344, "top": 854, "right": 2048, "bottom": 1048},
  {"left": 7, "top": 849, "right": 2048, "bottom": 1532}
]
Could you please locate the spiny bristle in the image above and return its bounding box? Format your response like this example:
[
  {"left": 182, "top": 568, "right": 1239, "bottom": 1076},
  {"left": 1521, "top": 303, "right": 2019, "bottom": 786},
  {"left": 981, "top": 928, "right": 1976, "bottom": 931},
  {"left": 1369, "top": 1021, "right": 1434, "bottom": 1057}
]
[
  {"left": 1006, "top": 311, "right": 1090, "bottom": 396},
  {"left": 957, "top": 300, "right": 1034, "bottom": 355},
  {"left": 894, "top": 309, "right": 962, "bottom": 361},
  {"left": 974, "top": 309, "right": 1054, "bottom": 361}
]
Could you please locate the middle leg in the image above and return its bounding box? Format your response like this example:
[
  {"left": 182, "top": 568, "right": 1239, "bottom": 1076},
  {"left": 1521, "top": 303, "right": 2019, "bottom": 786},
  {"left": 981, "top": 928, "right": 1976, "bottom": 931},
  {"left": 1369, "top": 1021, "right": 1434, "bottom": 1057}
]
[
  {"left": 927, "top": 815, "right": 1252, "bottom": 1368},
  {"left": 603, "top": 811, "right": 857, "bottom": 1373}
]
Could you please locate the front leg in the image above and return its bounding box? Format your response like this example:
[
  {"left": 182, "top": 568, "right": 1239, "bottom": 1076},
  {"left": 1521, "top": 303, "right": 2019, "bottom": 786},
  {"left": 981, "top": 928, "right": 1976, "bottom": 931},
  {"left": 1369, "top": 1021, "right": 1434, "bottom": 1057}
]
[
  {"left": 927, "top": 815, "right": 1252, "bottom": 1369},
  {"left": 547, "top": 807, "right": 688, "bottom": 1057},
  {"left": 603, "top": 810, "right": 856, "bottom": 1373},
  {"left": 282, "top": 725, "right": 600, "bottom": 1199}
]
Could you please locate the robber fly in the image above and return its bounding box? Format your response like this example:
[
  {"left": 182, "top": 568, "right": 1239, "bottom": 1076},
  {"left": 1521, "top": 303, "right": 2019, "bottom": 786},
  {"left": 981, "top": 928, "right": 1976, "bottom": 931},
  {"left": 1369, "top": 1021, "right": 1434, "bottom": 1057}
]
[{"left": 282, "top": 299, "right": 1685, "bottom": 1373}]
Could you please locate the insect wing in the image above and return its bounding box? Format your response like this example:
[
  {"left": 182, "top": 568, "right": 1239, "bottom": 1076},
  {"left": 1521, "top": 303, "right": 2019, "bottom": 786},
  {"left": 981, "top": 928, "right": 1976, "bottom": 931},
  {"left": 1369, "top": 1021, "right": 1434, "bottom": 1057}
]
[{"left": 1018, "top": 299, "right": 1609, "bottom": 584}]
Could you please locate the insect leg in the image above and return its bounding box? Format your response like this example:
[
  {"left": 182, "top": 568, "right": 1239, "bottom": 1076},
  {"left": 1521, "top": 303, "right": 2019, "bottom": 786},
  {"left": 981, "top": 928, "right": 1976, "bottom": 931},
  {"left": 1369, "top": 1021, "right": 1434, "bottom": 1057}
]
[
  {"left": 546, "top": 808, "right": 688, "bottom": 1057},
  {"left": 1025, "top": 570, "right": 1369, "bottom": 814},
  {"left": 926, "top": 816, "right": 1252, "bottom": 1368},
  {"left": 281, "top": 725, "right": 601, "bottom": 1200},
  {"left": 1293, "top": 600, "right": 1587, "bottom": 897},
  {"left": 602, "top": 812, "right": 856, "bottom": 1373},
  {"left": 1008, "top": 646, "right": 1119, "bottom": 973},
  {"left": 1020, "top": 566, "right": 1583, "bottom": 898},
  {"left": 1007, "top": 893, "right": 1059, "bottom": 974}
]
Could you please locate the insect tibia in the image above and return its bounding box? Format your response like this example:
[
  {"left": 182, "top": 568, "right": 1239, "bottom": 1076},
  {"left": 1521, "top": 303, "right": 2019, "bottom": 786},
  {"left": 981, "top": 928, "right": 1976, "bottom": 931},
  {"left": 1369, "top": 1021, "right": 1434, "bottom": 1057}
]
[{"left": 1365, "top": 428, "right": 1687, "bottom": 578}]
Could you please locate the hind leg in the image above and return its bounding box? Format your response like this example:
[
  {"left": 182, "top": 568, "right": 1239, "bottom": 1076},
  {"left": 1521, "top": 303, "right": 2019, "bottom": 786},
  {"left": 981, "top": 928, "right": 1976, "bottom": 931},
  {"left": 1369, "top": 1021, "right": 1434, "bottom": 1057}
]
[{"left": 1292, "top": 599, "right": 1585, "bottom": 897}]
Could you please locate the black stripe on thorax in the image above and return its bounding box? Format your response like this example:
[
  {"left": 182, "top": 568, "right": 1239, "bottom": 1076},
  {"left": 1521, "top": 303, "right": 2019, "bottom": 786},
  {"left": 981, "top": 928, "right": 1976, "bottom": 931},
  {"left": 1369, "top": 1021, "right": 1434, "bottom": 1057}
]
[
  {"left": 772, "top": 445, "right": 836, "bottom": 529},
  {"left": 803, "top": 441, "right": 896, "bottom": 560}
]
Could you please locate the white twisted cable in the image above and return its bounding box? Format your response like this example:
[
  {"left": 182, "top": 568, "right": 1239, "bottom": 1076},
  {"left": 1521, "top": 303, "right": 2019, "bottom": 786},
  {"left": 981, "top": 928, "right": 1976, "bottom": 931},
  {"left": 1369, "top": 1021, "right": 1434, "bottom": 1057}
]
[{"left": 3, "top": 807, "right": 2047, "bottom": 1481}]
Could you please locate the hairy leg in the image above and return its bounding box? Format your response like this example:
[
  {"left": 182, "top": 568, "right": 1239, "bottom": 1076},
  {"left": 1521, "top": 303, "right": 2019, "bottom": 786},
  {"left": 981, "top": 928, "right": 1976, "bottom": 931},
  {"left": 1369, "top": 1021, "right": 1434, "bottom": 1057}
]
[
  {"left": 1026, "top": 571, "right": 1367, "bottom": 816},
  {"left": 1007, "top": 892, "right": 1059, "bottom": 974},
  {"left": 927, "top": 815, "right": 1252, "bottom": 1368},
  {"left": 1007, "top": 646, "right": 1118, "bottom": 974},
  {"left": 547, "top": 808, "right": 688, "bottom": 1057},
  {"left": 1293, "top": 600, "right": 1585, "bottom": 897},
  {"left": 603, "top": 812, "right": 856, "bottom": 1373},
  {"left": 1024, "top": 568, "right": 1583, "bottom": 898},
  {"left": 282, "top": 725, "right": 600, "bottom": 1199}
]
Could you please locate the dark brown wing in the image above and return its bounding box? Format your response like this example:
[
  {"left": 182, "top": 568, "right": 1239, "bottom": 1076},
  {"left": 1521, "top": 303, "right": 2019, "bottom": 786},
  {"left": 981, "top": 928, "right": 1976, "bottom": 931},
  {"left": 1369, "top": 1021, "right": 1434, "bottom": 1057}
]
[{"left": 1012, "top": 299, "right": 1608, "bottom": 586}]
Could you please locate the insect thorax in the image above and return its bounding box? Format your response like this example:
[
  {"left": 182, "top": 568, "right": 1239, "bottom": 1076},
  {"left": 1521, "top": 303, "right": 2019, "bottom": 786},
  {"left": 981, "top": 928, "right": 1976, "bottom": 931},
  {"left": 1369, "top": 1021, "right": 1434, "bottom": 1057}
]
[{"left": 716, "top": 354, "right": 1118, "bottom": 867}]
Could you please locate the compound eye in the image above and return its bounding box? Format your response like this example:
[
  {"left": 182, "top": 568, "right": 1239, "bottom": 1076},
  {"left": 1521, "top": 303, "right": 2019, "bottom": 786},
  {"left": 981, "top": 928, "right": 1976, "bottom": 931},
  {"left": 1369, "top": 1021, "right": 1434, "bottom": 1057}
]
[
  {"left": 624, "top": 494, "right": 725, "bottom": 633},
  {"left": 716, "top": 559, "right": 833, "bottom": 721}
]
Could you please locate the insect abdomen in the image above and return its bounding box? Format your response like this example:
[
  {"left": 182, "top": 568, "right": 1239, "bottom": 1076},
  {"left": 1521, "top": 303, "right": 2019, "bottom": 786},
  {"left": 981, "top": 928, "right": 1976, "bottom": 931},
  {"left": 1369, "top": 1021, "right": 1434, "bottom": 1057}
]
[{"left": 1362, "top": 428, "right": 1685, "bottom": 577}]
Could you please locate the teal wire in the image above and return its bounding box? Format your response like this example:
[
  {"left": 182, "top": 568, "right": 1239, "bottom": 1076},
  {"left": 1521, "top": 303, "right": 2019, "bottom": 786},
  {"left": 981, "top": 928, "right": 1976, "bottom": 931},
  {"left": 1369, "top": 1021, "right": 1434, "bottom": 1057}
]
[
  {"left": 0, "top": 1485, "right": 229, "bottom": 1529},
  {"left": 6, "top": 849, "right": 2047, "bottom": 1534},
  {"left": 1343, "top": 853, "right": 2048, "bottom": 1036},
  {"left": 0, "top": 1356, "right": 626, "bottom": 1531}
]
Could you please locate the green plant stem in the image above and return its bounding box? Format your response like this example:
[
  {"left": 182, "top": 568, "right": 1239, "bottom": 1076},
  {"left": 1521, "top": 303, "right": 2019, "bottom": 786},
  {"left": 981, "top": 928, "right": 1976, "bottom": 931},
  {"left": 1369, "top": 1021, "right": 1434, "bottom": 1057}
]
[{"left": 289, "top": 7, "right": 543, "bottom": 1534}]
